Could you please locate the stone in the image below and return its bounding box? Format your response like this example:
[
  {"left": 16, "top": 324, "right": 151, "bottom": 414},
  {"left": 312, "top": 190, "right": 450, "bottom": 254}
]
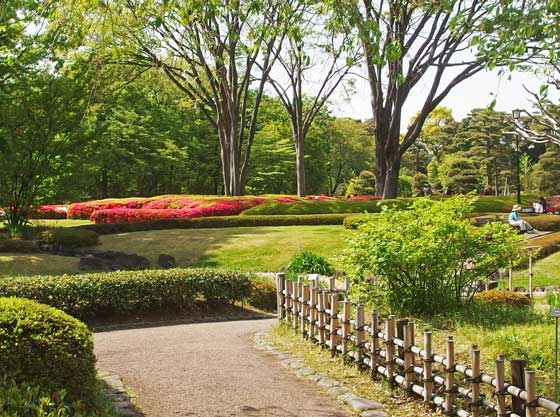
[
  {"left": 327, "top": 386, "right": 350, "bottom": 397},
  {"left": 296, "top": 367, "right": 315, "bottom": 376},
  {"left": 79, "top": 251, "right": 150, "bottom": 271},
  {"left": 157, "top": 253, "right": 176, "bottom": 268},
  {"left": 307, "top": 373, "right": 327, "bottom": 382},
  {"left": 361, "top": 411, "right": 388, "bottom": 417},
  {"left": 317, "top": 378, "right": 341, "bottom": 389},
  {"left": 347, "top": 397, "right": 384, "bottom": 412}
]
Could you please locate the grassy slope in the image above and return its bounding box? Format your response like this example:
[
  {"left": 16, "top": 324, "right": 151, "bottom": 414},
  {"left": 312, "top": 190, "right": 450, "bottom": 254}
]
[
  {"left": 507, "top": 251, "right": 560, "bottom": 288},
  {"left": 95, "top": 225, "right": 347, "bottom": 271}
]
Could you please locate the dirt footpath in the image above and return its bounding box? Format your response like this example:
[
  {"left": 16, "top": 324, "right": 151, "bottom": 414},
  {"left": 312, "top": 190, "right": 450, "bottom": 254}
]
[{"left": 94, "top": 318, "right": 351, "bottom": 417}]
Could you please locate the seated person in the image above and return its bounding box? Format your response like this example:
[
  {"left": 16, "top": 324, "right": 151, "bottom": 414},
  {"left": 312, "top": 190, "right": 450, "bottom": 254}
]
[
  {"left": 533, "top": 201, "right": 544, "bottom": 213},
  {"left": 509, "top": 204, "right": 535, "bottom": 233},
  {"left": 540, "top": 196, "right": 548, "bottom": 213}
]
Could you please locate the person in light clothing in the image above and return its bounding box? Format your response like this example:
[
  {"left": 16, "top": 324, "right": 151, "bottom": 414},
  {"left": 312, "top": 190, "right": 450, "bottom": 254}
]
[{"left": 509, "top": 204, "right": 535, "bottom": 233}]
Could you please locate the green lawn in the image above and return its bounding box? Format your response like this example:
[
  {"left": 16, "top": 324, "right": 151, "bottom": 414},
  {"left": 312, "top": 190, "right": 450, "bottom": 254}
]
[
  {"left": 0, "top": 225, "right": 348, "bottom": 276},
  {"left": 30, "top": 219, "right": 93, "bottom": 227},
  {"left": 503, "top": 251, "right": 560, "bottom": 288},
  {"left": 0, "top": 253, "right": 79, "bottom": 276},
  {"left": 96, "top": 225, "right": 347, "bottom": 271}
]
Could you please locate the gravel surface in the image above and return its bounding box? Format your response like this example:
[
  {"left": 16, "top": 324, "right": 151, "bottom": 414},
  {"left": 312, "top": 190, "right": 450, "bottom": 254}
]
[{"left": 94, "top": 318, "right": 352, "bottom": 417}]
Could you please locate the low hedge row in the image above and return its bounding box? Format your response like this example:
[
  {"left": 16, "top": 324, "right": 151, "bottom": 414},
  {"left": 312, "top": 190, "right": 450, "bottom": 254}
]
[
  {"left": 0, "top": 269, "right": 252, "bottom": 320},
  {"left": 241, "top": 199, "right": 410, "bottom": 216},
  {"left": 74, "top": 214, "right": 349, "bottom": 235},
  {"left": 529, "top": 231, "right": 560, "bottom": 260},
  {"left": 41, "top": 228, "right": 99, "bottom": 248},
  {"left": 0, "top": 298, "right": 97, "bottom": 404}
]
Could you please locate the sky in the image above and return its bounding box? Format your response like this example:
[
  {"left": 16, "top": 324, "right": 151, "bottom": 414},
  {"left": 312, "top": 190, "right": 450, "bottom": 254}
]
[{"left": 329, "top": 68, "right": 558, "bottom": 131}]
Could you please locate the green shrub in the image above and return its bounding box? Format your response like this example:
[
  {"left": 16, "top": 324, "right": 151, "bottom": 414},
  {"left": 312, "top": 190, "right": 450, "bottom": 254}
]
[
  {"left": 0, "top": 269, "right": 252, "bottom": 319},
  {"left": 345, "top": 196, "right": 523, "bottom": 315},
  {"left": 0, "top": 298, "right": 97, "bottom": 403},
  {"left": 0, "top": 376, "right": 115, "bottom": 417},
  {"left": 75, "top": 214, "right": 348, "bottom": 235},
  {"left": 242, "top": 199, "right": 410, "bottom": 215},
  {"left": 286, "top": 251, "right": 335, "bottom": 279},
  {"left": 343, "top": 214, "right": 370, "bottom": 229},
  {"left": 476, "top": 290, "right": 531, "bottom": 306},
  {"left": 41, "top": 228, "right": 99, "bottom": 248},
  {"left": 247, "top": 277, "right": 277, "bottom": 311},
  {"left": 528, "top": 231, "right": 560, "bottom": 259}
]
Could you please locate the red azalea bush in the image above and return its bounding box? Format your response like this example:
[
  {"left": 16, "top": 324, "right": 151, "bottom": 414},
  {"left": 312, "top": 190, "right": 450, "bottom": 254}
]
[
  {"left": 275, "top": 196, "right": 301, "bottom": 203},
  {"left": 30, "top": 205, "right": 68, "bottom": 219},
  {"left": 304, "top": 195, "right": 336, "bottom": 201},
  {"left": 89, "top": 197, "right": 267, "bottom": 223},
  {"left": 547, "top": 195, "right": 560, "bottom": 214},
  {"left": 346, "top": 195, "right": 382, "bottom": 201},
  {"left": 68, "top": 198, "right": 150, "bottom": 219}
]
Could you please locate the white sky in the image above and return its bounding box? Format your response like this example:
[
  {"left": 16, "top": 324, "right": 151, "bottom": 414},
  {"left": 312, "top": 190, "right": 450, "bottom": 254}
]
[{"left": 330, "top": 69, "right": 558, "bottom": 131}]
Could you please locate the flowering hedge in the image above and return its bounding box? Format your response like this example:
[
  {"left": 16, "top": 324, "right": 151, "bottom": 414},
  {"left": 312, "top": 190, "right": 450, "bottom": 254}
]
[
  {"left": 30, "top": 205, "right": 68, "bottom": 219},
  {"left": 67, "top": 198, "right": 150, "bottom": 219}
]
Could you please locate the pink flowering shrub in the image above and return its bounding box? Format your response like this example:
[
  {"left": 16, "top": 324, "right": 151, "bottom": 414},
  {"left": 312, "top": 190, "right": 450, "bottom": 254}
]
[
  {"left": 275, "top": 196, "right": 301, "bottom": 203},
  {"left": 346, "top": 195, "right": 382, "bottom": 201},
  {"left": 68, "top": 198, "right": 150, "bottom": 219},
  {"left": 30, "top": 205, "right": 68, "bottom": 219},
  {"left": 304, "top": 195, "right": 336, "bottom": 201},
  {"left": 89, "top": 197, "right": 268, "bottom": 223}
]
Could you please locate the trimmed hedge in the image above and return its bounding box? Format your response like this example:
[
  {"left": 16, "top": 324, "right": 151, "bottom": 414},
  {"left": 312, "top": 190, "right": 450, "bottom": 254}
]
[
  {"left": 247, "top": 277, "right": 277, "bottom": 311},
  {"left": 74, "top": 214, "right": 349, "bottom": 235},
  {"left": 41, "top": 228, "right": 99, "bottom": 248},
  {"left": 241, "top": 199, "right": 410, "bottom": 215},
  {"left": 0, "top": 298, "right": 97, "bottom": 403},
  {"left": 476, "top": 290, "right": 530, "bottom": 306},
  {"left": 0, "top": 269, "right": 252, "bottom": 319},
  {"left": 529, "top": 231, "right": 560, "bottom": 260},
  {"left": 0, "top": 239, "right": 40, "bottom": 253}
]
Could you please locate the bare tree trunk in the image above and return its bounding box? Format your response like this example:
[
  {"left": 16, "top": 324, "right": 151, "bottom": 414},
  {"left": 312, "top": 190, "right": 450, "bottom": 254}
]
[
  {"left": 383, "top": 154, "right": 401, "bottom": 199},
  {"left": 295, "top": 133, "right": 306, "bottom": 197}
]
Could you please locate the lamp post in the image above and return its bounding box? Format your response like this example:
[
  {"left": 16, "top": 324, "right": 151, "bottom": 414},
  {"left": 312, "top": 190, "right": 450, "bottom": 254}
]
[{"left": 512, "top": 110, "right": 523, "bottom": 204}]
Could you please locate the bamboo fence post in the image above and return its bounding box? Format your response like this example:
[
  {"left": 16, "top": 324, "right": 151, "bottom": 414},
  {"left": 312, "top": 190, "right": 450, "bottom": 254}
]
[
  {"left": 397, "top": 319, "right": 409, "bottom": 358},
  {"left": 329, "top": 277, "right": 336, "bottom": 292},
  {"left": 317, "top": 290, "right": 325, "bottom": 345},
  {"left": 292, "top": 279, "right": 299, "bottom": 331},
  {"left": 423, "top": 330, "right": 433, "bottom": 403},
  {"left": 403, "top": 323, "right": 413, "bottom": 396},
  {"left": 370, "top": 310, "right": 379, "bottom": 373},
  {"left": 276, "top": 273, "right": 285, "bottom": 319},
  {"left": 471, "top": 345, "right": 481, "bottom": 417},
  {"left": 355, "top": 304, "right": 365, "bottom": 365},
  {"left": 408, "top": 322, "right": 416, "bottom": 390},
  {"left": 495, "top": 355, "right": 507, "bottom": 417},
  {"left": 444, "top": 336, "right": 455, "bottom": 415},
  {"left": 385, "top": 316, "right": 396, "bottom": 387},
  {"left": 511, "top": 359, "right": 527, "bottom": 415},
  {"left": 341, "top": 300, "right": 351, "bottom": 354},
  {"left": 508, "top": 262, "right": 513, "bottom": 291},
  {"left": 344, "top": 276, "right": 350, "bottom": 293},
  {"left": 309, "top": 286, "right": 317, "bottom": 340},
  {"left": 323, "top": 291, "right": 331, "bottom": 345},
  {"left": 329, "top": 293, "right": 339, "bottom": 357},
  {"left": 301, "top": 284, "right": 310, "bottom": 339},
  {"left": 525, "top": 369, "right": 537, "bottom": 417},
  {"left": 285, "top": 280, "right": 292, "bottom": 323}
]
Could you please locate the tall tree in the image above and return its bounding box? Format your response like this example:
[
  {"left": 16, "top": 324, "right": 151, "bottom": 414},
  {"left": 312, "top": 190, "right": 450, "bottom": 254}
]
[
  {"left": 266, "top": 2, "right": 360, "bottom": 196},
  {"left": 330, "top": 0, "right": 544, "bottom": 198},
  {"left": 95, "top": 0, "right": 297, "bottom": 196}
]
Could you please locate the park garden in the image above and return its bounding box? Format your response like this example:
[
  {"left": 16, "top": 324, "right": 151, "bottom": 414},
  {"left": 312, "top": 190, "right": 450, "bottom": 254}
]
[{"left": 1, "top": 0, "right": 560, "bottom": 415}]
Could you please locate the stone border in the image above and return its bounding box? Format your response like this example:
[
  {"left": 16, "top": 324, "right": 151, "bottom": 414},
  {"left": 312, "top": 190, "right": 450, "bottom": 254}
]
[
  {"left": 98, "top": 371, "right": 141, "bottom": 417},
  {"left": 254, "top": 332, "right": 387, "bottom": 417}
]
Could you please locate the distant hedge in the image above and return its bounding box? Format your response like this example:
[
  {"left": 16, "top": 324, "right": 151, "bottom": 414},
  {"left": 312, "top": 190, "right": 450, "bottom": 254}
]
[
  {"left": 74, "top": 214, "right": 348, "bottom": 235},
  {"left": 529, "top": 231, "right": 560, "bottom": 260},
  {"left": 0, "top": 269, "right": 252, "bottom": 320},
  {"left": 241, "top": 199, "right": 411, "bottom": 216}
]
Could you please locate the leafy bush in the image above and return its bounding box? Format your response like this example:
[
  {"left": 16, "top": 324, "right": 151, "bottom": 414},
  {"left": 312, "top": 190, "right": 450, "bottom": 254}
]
[
  {"left": 343, "top": 214, "right": 371, "bottom": 229},
  {"left": 242, "top": 199, "right": 411, "bottom": 215},
  {"left": 76, "top": 214, "right": 348, "bottom": 235},
  {"left": 30, "top": 205, "right": 68, "bottom": 219},
  {"left": 0, "top": 376, "right": 115, "bottom": 417},
  {"left": 247, "top": 277, "right": 277, "bottom": 311},
  {"left": 476, "top": 290, "right": 530, "bottom": 306},
  {"left": 345, "top": 196, "right": 523, "bottom": 315},
  {"left": 0, "top": 269, "right": 252, "bottom": 319},
  {"left": 0, "top": 298, "right": 97, "bottom": 403},
  {"left": 345, "top": 170, "right": 376, "bottom": 197},
  {"left": 41, "top": 228, "right": 99, "bottom": 248},
  {"left": 286, "top": 251, "right": 335, "bottom": 279}
]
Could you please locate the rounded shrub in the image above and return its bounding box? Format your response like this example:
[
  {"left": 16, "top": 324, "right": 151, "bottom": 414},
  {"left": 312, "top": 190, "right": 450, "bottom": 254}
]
[
  {"left": 41, "top": 228, "right": 99, "bottom": 248},
  {"left": 0, "top": 298, "right": 97, "bottom": 403},
  {"left": 247, "top": 277, "right": 277, "bottom": 311},
  {"left": 476, "top": 290, "right": 530, "bottom": 306},
  {"left": 286, "top": 251, "right": 335, "bottom": 279}
]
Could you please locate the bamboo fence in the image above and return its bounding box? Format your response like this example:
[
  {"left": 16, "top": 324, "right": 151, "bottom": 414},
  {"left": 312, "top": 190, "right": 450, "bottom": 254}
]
[{"left": 275, "top": 273, "right": 560, "bottom": 417}]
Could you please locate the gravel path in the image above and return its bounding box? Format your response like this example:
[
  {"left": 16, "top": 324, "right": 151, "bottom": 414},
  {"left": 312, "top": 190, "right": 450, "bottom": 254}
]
[{"left": 94, "top": 318, "right": 352, "bottom": 417}]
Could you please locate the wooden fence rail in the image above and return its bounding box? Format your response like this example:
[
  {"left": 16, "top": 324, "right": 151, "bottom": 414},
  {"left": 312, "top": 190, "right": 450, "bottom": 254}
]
[{"left": 275, "top": 273, "right": 560, "bottom": 417}]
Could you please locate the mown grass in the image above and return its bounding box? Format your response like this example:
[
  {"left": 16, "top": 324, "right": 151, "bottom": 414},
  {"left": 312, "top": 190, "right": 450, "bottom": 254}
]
[
  {"left": 266, "top": 324, "right": 439, "bottom": 417},
  {"left": 96, "top": 225, "right": 347, "bottom": 271},
  {"left": 501, "top": 251, "right": 560, "bottom": 288},
  {"left": 0, "top": 253, "right": 79, "bottom": 277}
]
